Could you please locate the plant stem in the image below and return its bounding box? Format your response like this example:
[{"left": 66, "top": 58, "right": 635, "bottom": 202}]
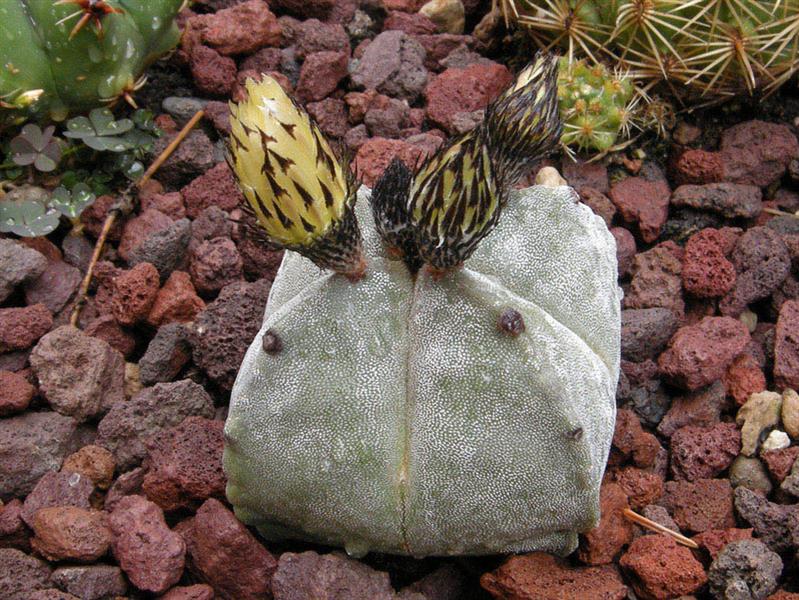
[{"left": 69, "top": 110, "right": 205, "bottom": 327}]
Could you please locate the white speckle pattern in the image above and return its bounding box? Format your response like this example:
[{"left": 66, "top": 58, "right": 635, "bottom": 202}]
[{"left": 224, "top": 184, "right": 621, "bottom": 557}]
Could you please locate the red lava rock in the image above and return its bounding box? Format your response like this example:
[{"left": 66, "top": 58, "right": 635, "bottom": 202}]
[
  {"left": 480, "top": 552, "right": 628, "bottom": 600},
  {"left": 612, "top": 466, "right": 664, "bottom": 510},
  {"left": 720, "top": 120, "right": 799, "bottom": 188},
  {"left": 365, "top": 96, "right": 411, "bottom": 138},
  {"left": 21, "top": 471, "right": 94, "bottom": 528},
  {"left": 721, "top": 226, "right": 791, "bottom": 317},
  {"left": 97, "top": 379, "right": 215, "bottom": 470},
  {"left": 147, "top": 271, "right": 205, "bottom": 327},
  {"left": 775, "top": 300, "right": 799, "bottom": 390},
  {"left": 183, "top": 498, "right": 277, "bottom": 600},
  {"left": 0, "top": 370, "right": 35, "bottom": 416},
  {"left": 611, "top": 227, "right": 636, "bottom": 278},
  {"left": 160, "top": 584, "right": 215, "bottom": 600},
  {"left": 83, "top": 315, "right": 136, "bottom": 359},
  {"left": 190, "top": 207, "right": 233, "bottom": 252},
  {"left": 203, "top": 100, "right": 232, "bottom": 135},
  {"left": 577, "top": 482, "right": 633, "bottom": 565},
  {"left": 154, "top": 130, "right": 218, "bottom": 189},
  {"left": 578, "top": 187, "right": 616, "bottom": 226},
  {"left": 24, "top": 260, "right": 81, "bottom": 316},
  {"left": 769, "top": 592, "right": 799, "bottom": 600},
  {"left": 562, "top": 159, "right": 610, "bottom": 194},
  {"left": 143, "top": 417, "right": 226, "bottom": 512},
  {"left": 108, "top": 495, "right": 185, "bottom": 594},
  {"left": 30, "top": 325, "right": 125, "bottom": 422},
  {"left": 181, "top": 162, "right": 244, "bottom": 219},
  {"left": 693, "top": 527, "right": 753, "bottom": 560},
  {"left": 619, "top": 534, "right": 707, "bottom": 599},
  {"left": 111, "top": 263, "right": 161, "bottom": 327},
  {"left": 295, "top": 18, "right": 350, "bottom": 59},
  {"left": 761, "top": 446, "right": 799, "bottom": 483},
  {"left": 657, "top": 316, "right": 750, "bottom": 391},
  {"left": 118, "top": 208, "right": 173, "bottom": 262},
  {"left": 414, "top": 33, "right": 475, "bottom": 71},
  {"left": 384, "top": 10, "right": 438, "bottom": 35},
  {"left": 269, "top": 0, "right": 335, "bottom": 19},
  {"left": 50, "top": 564, "right": 127, "bottom": 599},
  {"left": 31, "top": 507, "right": 111, "bottom": 563},
  {"left": 306, "top": 98, "right": 349, "bottom": 139},
  {"left": 189, "top": 45, "right": 236, "bottom": 97},
  {"left": 105, "top": 468, "right": 145, "bottom": 513},
  {"left": 661, "top": 478, "right": 735, "bottom": 533},
  {"left": 611, "top": 409, "right": 661, "bottom": 469},
  {"left": 672, "top": 149, "right": 724, "bottom": 185},
  {"left": 609, "top": 177, "right": 671, "bottom": 243},
  {"left": 353, "top": 137, "right": 430, "bottom": 187},
  {"left": 184, "top": 0, "right": 281, "bottom": 56},
  {"left": 621, "top": 307, "right": 679, "bottom": 361},
  {"left": 295, "top": 50, "right": 349, "bottom": 102},
  {"left": 139, "top": 324, "right": 193, "bottom": 386},
  {"left": 657, "top": 380, "right": 725, "bottom": 438},
  {"left": 344, "top": 89, "right": 379, "bottom": 123},
  {"left": 189, "top": 237, "right": 244, "bottom": 296},
  {"left": 623, "top": 244, "right": 684, "bottom": 316},
  {"left": 0, "top": 238, "right": 47, "bottom": 302},
  {"left": 670, "top": 422, "right": 741, "bottom": 481},
  {"left": 682, "top": 228, "right": 737, "bottom": 298},
  {"left": 0, "top": 499, "right": 30, "bottom": 551},
  {"left": 62, "top": 446, "right": 115, "bottom": 491},
  {"left": 350, "top": 31, "right": 428, "bottom": 103},
  {"left": 235, "top": 234, "right": 284, "bottom": 281},
  {"left": 424, "top": 62, "right": 512, "bottom": 133},
  {"left": 723, "top": 353, "right": 766, "bottom": 406},
  {"left": 384, "top": 0, "right": 425, "bottom": 10},
  {"left": 80, "top": 194, "right": 124, "bottom": 241}
]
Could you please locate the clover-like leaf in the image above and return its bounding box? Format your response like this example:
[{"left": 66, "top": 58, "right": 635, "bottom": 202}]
[
  {"left": 64, "top": 108, "right": 135, "bottom": 152},
  {"left": 0, "top": 198, "right": 60, "bottom": 237},
  {"left": 48, "top": 183, "right": 96, "bottom": 220},
  {"left": 9, "top": 124, "right": 62, "bottom": 172}
]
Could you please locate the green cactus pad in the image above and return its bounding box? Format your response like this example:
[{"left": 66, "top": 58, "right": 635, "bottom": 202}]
[
  {"left": 224, "top": 184, "right": 621, "bottom": 557},
  {"left": 0, "top": 0, "right": 183, "bottom": 125}
]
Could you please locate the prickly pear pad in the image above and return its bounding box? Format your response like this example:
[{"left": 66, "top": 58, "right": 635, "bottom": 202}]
[{"left": 224, "top": 184, "right": 621, "bottom": 557}]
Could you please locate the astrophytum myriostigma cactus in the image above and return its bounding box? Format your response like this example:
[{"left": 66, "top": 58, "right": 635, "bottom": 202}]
[
  {"left": 0, "top": 0, "right": 184, "bottom": 125},
  {"left": 223, "top": 61, "right": 621, "bottom": 557}
]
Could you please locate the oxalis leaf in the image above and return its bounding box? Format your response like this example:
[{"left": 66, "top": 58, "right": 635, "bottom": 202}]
[
  {"left": 0, "top": 198, "right": 60, "bottom": 237},
  {"left": 64, "top": 108, "right": 135, "bottom": 152},
  {"left": 48, "top": 183, "right": 96, "bottom": 219},
  {"left": 9, "top": 124, "right": 62, "bottom": 172}
]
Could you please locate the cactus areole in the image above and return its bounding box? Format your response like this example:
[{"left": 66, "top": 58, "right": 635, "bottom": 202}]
[
  {"left": 0, "top": 0, "right": 184, "bottom": 125},
  {"left": 224, "top": 185, "right": 621, "bottom": 557}
]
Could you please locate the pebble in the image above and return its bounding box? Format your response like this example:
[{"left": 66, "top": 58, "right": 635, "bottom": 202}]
[
  {"left": 31, "top": 507, "right": 111, "bottom": 563},
  {"left": 720, "top": 120, "right": 799, "bottom": 188},
  {"left": 151, "top": 130, "right": 216, "bottom": 188},
  {"left": 708, "top": 539, "right": 782, "bottom": 600},
  {"left": 350, "top": 31, "right": 429, "bottom": 103},
  {"left": 161, "top": 97, "right": 207, "bottom": 125},
  {"left": 423, "top": 62, "right": 511, "bottom": 133},
  {"left": 20, "top": 470, "right": 93, "bottom": 528},
  {"left": 108, "top": 495, "right": 185, "bottom": 594},
  {"left": 128, "top": 218, "right": 192, "bottom": 281},
  {"left": 780, "top": 458, "right": 799, "bottom": 497},
  {"left": 737, "top": 391, "right": 782, "bottom": 456},
  {"left": 609, "top": 177, "right": 671, "bottom": 243},
  {"left": 30, "top": 326, "right": 125, "bottom": 422},
  {"left": 670, "top": 422, "right": 741, "bottom": 481},
  {"left": 143, "top": 417, "right": 226, "bottom": 511},
  {"left": 0, "top": 370, "right": 35, "bottom": 416},
  {"left": 782, "top": 388, "right": 799, "bottom": 438},
  {"left": 0, "top": 548, "right": 53, "bottom": 600},
  {"left": 414, "top": 33, "right": 474, "bottom": 71},
  {"left": 733, "top": 486, "right": 799, "bottom": 553},
  {"left": 50, "top": 565, "right": 127, "bottom": 600},
  {"left": 62, "top": 446, "right": 115, "bottom": 490},
  {"left": 419, "top": 0, "right": 465, "bottom": 34},
  {"left": 775, "top": 301, "right": 799, "bottom": 390},
  {"left": 481, "top": 553, "right": 628, "bottom": 600},
  {"left": 762, "top": 430, "right": 790, "bottom": 452},
  {"left": 671, "top": 183, "right": 762, "bottom": 219},
  {"left": 148, "top": 271, "right": 206, "bottom": 327},
  {"left": 139, "top": 323, "right": 193, "bottom": 385},
  {"left": 661, "top": 478, "right": 735, "bottom": 533},
  {"left": 619, "top": 534, "right": 707, "bottom": 599},
  {"left": 620, "top": 308, "right": 679, "bottom": 361},
  {"left": 96, "top": 379, "right": 215, "bottom": 470},
  {"left": 23, "top": 260, "right": 81, "bottom": 315},
  {"left": 0, "top": 239, "right": 47, "bottom": 303},
  {"left": 729, "top": 455, "right": 773, "bottom": 495}
]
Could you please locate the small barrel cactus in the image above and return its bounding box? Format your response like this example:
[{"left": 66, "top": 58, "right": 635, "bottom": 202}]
[
  {"left": 0, "top": 0, "right": 184, "bottom": 126},
  {"left": 223, "top": 59, "right": 621, "bottom": 557},
  {"left": 504, "top": 0, "right": 799, "bottom": 100}
]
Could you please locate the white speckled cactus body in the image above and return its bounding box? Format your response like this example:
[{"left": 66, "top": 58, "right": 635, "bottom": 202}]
[{"left": 224, "top": 183, "right": 621, "bottom": 557}]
